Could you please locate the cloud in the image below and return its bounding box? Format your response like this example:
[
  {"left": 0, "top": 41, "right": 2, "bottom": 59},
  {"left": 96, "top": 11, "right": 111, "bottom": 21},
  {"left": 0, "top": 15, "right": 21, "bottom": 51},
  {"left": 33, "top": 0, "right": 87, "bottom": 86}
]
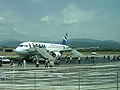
[
  {"left": 0, "top": 0, "right": 119, "bottom": 41},
  {"left": 63, "top": 19, "right": 79, "bottom": 25},
  {"left": 0, "top": 16, "right": 7, "bottom": 24},
  {"left": 0, "top": 17, "right": 5, "bottom": 21},
  {"left": 0, "top": 10, "right": 23, "bottom": 27},
  {"left": 40, "top": 16, "right": 54, "bottom": 24},
  {"left": 13, "top": 28, "right": 29, "bottom": 35},
  {"left": 62, "top": 3, "right": 120, "bottom": 26},
  {"left": 62, "top": 3, "right": 96, "bottom": 24},
  {"left": 0, "top": 32, "right": 8, "bottom": 35},
  {"left": 13, "top": 28, "right": 19, "bottom": 32},
  {"left": 0, "top": 10, "right": 27, "bottom": 34}
]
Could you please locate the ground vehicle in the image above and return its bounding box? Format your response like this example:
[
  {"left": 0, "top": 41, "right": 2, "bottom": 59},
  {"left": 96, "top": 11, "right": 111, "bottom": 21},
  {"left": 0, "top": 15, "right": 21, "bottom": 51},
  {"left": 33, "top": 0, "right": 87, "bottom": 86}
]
[
  {"left": 91, "top": 52, "right": 97, "bottom": 58},
  {"left": 0, "top": 56, "right": 10, "bottom": 63}
]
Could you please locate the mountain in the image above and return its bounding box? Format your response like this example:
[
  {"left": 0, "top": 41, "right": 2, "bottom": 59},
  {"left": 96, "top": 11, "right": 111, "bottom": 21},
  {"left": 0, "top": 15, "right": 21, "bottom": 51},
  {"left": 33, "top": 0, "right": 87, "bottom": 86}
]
[
  {"left": 0, "top": 40, "right": 22, "bottom": 48},
  {"left": 68, "top": 38, "right": 120, "bottom": 48},
  {"left": 0, "top": 39, "right": 120, "bottom": 48}
]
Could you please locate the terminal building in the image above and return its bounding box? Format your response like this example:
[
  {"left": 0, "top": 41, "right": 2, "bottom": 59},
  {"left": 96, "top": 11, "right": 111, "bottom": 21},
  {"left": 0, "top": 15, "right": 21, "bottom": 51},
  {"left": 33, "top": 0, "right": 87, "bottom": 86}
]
[{"left": 0, "top": 47, "right": 14, "bottom": 52}]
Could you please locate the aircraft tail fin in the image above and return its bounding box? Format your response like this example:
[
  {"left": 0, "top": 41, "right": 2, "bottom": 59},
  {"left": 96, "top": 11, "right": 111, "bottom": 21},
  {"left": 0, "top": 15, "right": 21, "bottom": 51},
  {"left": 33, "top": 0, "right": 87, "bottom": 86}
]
[{"left": 62, "top": 33, "right": 68, "bottom": 45}]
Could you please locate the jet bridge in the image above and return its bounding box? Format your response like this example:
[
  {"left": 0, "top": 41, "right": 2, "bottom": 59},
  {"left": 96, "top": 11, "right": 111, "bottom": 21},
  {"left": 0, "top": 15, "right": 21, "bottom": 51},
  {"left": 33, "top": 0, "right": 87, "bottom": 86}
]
[{"left": 33, "top": 47, "right": 56, "bottom": 61}]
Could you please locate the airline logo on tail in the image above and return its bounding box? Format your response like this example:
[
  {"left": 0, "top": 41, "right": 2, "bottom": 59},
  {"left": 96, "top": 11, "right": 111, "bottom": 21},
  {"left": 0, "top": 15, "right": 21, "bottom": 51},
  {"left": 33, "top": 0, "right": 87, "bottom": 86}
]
[{"left": 62, "top": 33, "right": 68, "bottom": 45}]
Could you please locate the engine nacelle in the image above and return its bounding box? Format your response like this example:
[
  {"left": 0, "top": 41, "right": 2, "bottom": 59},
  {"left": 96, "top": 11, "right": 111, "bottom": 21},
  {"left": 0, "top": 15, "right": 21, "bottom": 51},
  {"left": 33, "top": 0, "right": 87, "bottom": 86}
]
[{"left": 51, "top": 52, "right": 61, "bottom": 57}]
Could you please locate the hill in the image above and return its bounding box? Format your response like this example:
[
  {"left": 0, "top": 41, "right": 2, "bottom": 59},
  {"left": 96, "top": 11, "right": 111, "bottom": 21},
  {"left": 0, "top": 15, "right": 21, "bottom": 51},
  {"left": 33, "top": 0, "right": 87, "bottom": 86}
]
[
  {"left": 68, "top": 38, "right": 120, "bottom": 48},
  {"left": 0, "top": 40, "right": 22, "bottom": 48},
  {"left": 0, "top": 39, "right": 120, "bottom": 48}
]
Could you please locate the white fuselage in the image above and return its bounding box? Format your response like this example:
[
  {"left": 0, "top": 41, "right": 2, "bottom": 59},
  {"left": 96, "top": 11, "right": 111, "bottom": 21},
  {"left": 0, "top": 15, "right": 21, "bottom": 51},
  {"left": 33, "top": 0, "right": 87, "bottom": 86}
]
[{"left": 15, "top": 41, "right": 71, "bottom": 55}]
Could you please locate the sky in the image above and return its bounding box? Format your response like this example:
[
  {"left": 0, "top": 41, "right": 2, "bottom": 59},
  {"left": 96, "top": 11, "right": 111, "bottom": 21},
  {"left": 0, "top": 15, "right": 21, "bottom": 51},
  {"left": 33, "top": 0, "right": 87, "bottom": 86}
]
[{"left": 0, "top": 0, "right": 120, "bottom": 42}]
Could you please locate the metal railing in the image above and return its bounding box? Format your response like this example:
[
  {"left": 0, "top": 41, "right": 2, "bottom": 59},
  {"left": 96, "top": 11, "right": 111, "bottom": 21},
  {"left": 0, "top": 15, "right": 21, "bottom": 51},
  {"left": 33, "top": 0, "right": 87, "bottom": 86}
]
[{"left": 0, "top": 65, "right": 120, "bottom": 90}]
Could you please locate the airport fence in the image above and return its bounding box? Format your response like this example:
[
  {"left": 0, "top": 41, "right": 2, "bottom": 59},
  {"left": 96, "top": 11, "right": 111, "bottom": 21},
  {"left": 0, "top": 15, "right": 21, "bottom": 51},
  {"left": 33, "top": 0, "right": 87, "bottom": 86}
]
[{"left": 0, "top": 65, "right": 120, "bottom": 90}]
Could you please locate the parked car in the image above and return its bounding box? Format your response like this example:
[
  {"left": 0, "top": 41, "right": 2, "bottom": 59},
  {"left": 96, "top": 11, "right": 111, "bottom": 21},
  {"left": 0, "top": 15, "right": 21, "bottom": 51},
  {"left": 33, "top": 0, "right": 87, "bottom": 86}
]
[
  {"left": 91, "top": 52, "right": 97, "bottom": 58},
  {"left": 0, "top": 56, "right": 11, "bottom": 63}
]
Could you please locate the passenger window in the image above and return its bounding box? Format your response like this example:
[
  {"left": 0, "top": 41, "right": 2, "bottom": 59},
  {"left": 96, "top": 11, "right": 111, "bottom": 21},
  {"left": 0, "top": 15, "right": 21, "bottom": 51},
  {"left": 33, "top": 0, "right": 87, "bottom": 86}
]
[
  {"left": 39, "top": 44, "right": 42, "bottom": 48},
  {"left": 35, "top": 44, "right": 38, "bottom": 47},
  {"left": 23, "top": 45, "right": 27, "bottom": 47},
  {"left": 44, "top": 45, "right": 46, "bottom": 48}
]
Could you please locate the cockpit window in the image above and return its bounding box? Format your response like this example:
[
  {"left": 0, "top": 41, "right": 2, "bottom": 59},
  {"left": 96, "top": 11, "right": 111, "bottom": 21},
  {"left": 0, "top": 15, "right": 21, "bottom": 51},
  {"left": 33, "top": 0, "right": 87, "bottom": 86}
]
[
  {"left": 19, "top": 45, "right": 28, "bottom": 47},
  {"left": 20, "top": 45, "right": 24, "bottom": 47},
  {"left": 3, "top": 57, "right": 8, "bottom": 59}
]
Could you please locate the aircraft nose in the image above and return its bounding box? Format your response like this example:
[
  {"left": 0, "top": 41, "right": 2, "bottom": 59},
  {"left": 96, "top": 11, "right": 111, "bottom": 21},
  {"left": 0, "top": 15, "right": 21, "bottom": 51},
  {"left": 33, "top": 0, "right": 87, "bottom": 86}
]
[
  {"left": 14, "top": 47, "right": 22, "bottom": 54},
  {"left": 15, "top": 47, "right": 30, "bottom": 55}
]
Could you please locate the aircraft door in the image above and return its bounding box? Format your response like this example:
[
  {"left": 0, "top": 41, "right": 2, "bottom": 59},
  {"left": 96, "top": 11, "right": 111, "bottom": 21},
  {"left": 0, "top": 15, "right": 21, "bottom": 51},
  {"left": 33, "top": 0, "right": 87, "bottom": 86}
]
[{"left": 29, "top": 43, "right": 32, "bottom": 48}]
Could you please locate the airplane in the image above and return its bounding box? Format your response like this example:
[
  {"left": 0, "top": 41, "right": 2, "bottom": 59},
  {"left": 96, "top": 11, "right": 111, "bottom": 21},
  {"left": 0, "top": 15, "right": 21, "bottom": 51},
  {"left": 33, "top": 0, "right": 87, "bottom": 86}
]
[{"left": 15, "top": 33, "right": 72, "bottom": 58}]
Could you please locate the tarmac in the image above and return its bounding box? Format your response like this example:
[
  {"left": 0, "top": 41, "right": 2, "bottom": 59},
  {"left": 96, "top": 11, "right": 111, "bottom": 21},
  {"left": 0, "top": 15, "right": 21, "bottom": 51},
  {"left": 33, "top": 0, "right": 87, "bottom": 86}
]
[{"left": 0, "top": 57, "right": 120, "bottom": 90}]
